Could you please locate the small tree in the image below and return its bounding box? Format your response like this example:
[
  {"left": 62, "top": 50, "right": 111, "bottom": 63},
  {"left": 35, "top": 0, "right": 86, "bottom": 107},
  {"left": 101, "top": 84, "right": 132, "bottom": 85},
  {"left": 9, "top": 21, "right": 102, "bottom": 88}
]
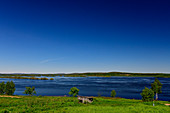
[
  {"left": 0, "top": 82, "right": 6, "bottom": 94},
  {"left": 151, "top": 78, "right": 162, "bottom": 100},
  {"left": 141, "top": 87, "right": 154, "bottom": 102},
  {"left": 69, "top": 87, "right": 79, "bottom": 97},
  {"left": 5, "top": 81, "right": 16, "bottom": 95},
  {"left": 24, "top": 87, "right": 36, "bottom": 96},
  {"left": 111, "top": 90, "right": 116, "bottom": 97}
]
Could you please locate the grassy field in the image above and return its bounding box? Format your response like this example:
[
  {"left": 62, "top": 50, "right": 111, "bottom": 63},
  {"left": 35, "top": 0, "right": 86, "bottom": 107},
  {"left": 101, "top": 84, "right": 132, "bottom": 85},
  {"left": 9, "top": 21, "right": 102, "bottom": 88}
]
[{"left": 0, "top": 96, "right": 169, "bottom": 113}]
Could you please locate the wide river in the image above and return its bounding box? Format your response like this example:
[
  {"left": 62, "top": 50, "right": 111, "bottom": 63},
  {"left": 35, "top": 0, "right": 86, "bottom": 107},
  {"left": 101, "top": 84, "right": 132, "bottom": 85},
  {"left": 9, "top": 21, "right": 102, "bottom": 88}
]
[{"left": 0, "top": 76, "right": 169, "bottom": 101}]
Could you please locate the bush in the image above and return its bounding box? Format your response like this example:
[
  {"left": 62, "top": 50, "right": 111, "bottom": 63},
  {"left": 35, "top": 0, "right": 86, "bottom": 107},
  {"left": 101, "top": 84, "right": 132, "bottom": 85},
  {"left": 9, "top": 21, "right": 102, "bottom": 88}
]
[
  {"left": 0, "top": 82, "right": 6, "bottom": 94},
  {"left": 24, "top": 87, "right": 36, "bottom": 96},
  {"left": 50, "top": 78, "right": 54, "bottom": 80},
  {"left": 41, "top": 78, "right": 48, "bottom": 80},
  {"left": 69, "top": 87, "right": 79, "bottom": 97},
  {"left": 111, "top": 90, "right": 116, "bottom": 97},
  {"left": 5, "top": 81, "right": 16, "bottom": 95},
  {"left": 140, "top": 87, "right": 154, "bottom": 102}
]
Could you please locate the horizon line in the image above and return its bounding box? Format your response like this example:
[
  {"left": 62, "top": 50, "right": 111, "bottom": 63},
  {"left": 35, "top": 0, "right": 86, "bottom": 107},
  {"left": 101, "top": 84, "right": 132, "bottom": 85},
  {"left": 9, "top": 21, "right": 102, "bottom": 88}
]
[{"left": 0, "top": 71, "right": 170, "bottom": 74}]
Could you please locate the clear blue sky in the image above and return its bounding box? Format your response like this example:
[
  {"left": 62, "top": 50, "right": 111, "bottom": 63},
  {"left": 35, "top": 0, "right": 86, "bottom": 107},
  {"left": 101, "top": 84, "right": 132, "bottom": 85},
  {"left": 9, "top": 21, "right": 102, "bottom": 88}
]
[{"left": 0, "top": 0, "right": 170, "bottom": 73}]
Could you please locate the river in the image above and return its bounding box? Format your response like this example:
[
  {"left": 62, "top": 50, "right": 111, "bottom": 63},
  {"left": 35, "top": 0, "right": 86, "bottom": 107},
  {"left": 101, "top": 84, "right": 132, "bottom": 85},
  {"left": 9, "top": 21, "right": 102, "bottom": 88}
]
[{"left": 0, "top": 76, "right": 169, "bottom": 101}]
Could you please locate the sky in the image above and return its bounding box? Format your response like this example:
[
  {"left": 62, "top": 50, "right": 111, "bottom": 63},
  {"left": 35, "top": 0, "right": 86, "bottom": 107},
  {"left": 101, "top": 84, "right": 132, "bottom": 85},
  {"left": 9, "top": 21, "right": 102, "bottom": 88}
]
[{"left": 0, "top": 0, "right": 170, "bottom": 73}]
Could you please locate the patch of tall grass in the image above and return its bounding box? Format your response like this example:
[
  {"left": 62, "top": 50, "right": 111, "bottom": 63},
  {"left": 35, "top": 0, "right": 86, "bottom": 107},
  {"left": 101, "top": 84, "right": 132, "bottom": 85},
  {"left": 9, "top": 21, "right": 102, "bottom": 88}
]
[{"left": 0, "top": 96, "right": 169, "bottom": 113}]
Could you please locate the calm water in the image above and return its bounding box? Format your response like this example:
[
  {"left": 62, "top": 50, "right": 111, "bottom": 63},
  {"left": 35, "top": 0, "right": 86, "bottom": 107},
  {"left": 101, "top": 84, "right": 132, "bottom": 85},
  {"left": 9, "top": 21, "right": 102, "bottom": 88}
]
[{"left": 0, "top": 76, "right": 169, "bottom": 101}]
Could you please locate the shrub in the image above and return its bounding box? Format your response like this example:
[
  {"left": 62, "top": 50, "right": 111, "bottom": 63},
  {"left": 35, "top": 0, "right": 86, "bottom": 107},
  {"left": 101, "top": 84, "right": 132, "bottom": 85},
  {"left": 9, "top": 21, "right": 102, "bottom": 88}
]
[
  {"left": 111, "top": 90, "right": 116, "bottom": 97},
  {"left": 0, "top": 82, "right": 6, "bottom": 94},
  {"left": 140, "top": 87, "right": 154, "bottom": 102},
  {"left": 69, "top": 87, "right": 79, "bottom": 97},
  {"left": 41, "top": 78, "right": 48, "bottom": 80},
  {"left": 24, "top": 86, "right": 36, "bottom": 96},
  {"left": 5, "top": 81, "right": 16, "bottom": 95},
  {"left": 50, "top": 78, "right": 54, "bottom": 80},
  {"left": 38, "top": 95, "right": 43, "bottom": 97}
]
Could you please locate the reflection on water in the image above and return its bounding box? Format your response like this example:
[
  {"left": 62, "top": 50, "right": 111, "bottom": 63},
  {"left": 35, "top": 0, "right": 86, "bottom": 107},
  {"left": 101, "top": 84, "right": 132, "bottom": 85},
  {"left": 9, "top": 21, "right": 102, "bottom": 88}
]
[{"left": 0, "top": 76, "right": 169, "bottom": 101}]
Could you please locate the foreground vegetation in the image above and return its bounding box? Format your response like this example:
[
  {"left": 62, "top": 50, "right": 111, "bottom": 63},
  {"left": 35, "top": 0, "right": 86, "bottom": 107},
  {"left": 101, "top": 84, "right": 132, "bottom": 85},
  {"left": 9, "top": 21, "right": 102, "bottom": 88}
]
[
  {"left": 0, "top": 96, "right": 169, "bottom": 113},
  {"left": 0, "top": 72, "right": 170, "bottom": 78}
]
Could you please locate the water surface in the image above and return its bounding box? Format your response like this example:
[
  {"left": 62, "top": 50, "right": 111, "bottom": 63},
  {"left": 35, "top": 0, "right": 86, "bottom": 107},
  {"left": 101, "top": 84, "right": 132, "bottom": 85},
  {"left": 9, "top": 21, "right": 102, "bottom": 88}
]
[{"left": 0, "top": 76, "right": 169, "bottom": 101}]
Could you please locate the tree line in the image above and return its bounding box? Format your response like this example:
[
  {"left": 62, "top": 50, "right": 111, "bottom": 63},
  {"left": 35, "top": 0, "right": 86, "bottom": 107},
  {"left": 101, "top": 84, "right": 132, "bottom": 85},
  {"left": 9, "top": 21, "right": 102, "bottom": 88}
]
[{"left": 1, "top": 72, "right": 170, "bottom": 78}]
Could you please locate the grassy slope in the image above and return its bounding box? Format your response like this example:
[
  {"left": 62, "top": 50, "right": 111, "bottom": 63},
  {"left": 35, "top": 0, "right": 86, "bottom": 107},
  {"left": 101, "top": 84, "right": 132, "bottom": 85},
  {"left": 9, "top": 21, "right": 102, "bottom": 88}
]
[{"left": 0, "top": 96, "right": 169, "bottom": 113}]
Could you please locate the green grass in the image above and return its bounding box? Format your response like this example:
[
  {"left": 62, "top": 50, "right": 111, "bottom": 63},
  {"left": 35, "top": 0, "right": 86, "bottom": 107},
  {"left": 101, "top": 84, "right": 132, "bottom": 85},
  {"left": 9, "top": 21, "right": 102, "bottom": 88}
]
[{"left": 0, "top": 96, "right": 169, "bottom": 113}]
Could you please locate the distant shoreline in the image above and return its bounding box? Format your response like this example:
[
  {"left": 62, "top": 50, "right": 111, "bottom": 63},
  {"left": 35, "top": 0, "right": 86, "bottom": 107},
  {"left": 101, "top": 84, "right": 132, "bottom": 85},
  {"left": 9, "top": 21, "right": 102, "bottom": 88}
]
[{"left": 0, "top": 72, "right": 170, "bottom": 78}]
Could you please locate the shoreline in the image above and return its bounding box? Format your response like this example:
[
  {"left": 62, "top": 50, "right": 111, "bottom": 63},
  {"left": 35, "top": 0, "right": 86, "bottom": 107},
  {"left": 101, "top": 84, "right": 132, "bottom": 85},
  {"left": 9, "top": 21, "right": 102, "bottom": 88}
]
[
  {"left": 0, "top": 72, "right": 170, "bottom": 78},
  {"left": 0, "top": 94, "right": 169, "bottom": 102},
  {"left": 0, "top": 74, "right": 170, "bottom": 79}
]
